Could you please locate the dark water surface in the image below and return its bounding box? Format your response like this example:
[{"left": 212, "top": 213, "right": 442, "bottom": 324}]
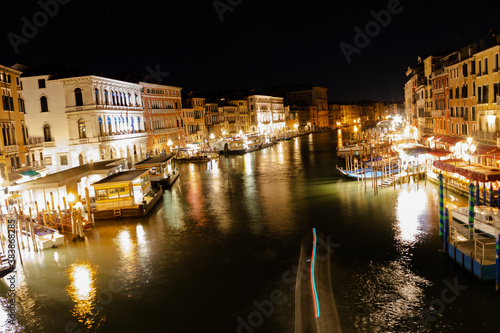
[{"left": 1, "top": 132, "right": 499, "bottom": 332}]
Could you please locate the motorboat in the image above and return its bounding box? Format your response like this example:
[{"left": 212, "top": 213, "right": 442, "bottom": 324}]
[{"left": 449, "top": 205, "right": 500, "bottom": 237}]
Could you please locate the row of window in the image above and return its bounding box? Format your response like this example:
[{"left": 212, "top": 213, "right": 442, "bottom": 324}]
[
  {"left": 450, "top": 106, "right": 476, "bottom": 121},
  {"left": 144, "top": 88, "right": 179, "bottom": 97}
]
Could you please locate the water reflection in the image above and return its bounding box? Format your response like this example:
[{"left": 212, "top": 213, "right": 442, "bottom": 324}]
[
  {"left": 66, "top": 261, "right": 97, "bottom": 329},
  {"left": 395, "top": 188, "right": 427, "bottom": 246}
]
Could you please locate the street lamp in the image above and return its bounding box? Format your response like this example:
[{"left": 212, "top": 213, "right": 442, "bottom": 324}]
[{"left": 167, "top": 139, "right": 173, "bottom": 153}]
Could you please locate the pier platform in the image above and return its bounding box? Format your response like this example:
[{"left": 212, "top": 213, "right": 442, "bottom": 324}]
[{"left": 446, "top": 223, "right": 497, "bottom": 281}]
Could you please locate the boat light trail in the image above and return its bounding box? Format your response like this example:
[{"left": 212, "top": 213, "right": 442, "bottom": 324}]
[{"left": 311, "top": 228, "right": 320, "bottom": 318}]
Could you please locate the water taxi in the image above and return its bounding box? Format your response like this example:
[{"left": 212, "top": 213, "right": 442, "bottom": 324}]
[{"left": 91, "top": 170, "right": 163, "bottom": 220}]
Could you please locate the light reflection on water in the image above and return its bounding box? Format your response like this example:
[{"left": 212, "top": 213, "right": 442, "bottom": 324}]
[
  {"left": 66, "top": 261, "right": 97, "bottom": 330},
  {"left": 395, "top": 188, "right": 428, "bottom": 245}
]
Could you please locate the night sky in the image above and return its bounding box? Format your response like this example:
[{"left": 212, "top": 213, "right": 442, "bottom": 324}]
[{"left": 1, "top": 0, "right": 500, "bottom": 102}]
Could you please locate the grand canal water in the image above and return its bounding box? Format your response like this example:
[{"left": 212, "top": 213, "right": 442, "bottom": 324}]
[{"left": 1, "top": 131, "right": 500, "bottom": 333}]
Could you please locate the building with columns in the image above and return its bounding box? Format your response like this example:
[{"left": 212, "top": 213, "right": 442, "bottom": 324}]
[{"left": 18, "top": 64, "right": 147, "bottom": 173}]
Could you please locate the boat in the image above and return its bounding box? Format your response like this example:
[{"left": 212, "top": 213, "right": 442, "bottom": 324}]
[
  {"left": 224, "top": 140, "right": 247, "bottom": 155},
  {"left": 91, "top": 170, "right": 163, "bottom": 220},
  {"left": 337, "top": 143, "right": 370, "bottom": 159},
  {"left": 27, "top": 223, "right": 66, "bottom": 249},
  {"left": 336, "top": 165, "right": 399, "bottom": 179},
  {"left": 449, "top": 205, "right": 500, "bottom": 237},
  {"left": 135, "top": 155, "right": 180, "bottom": 189},
  {"left": 0, "top": 252, "right": 15, "bottom": 279}
]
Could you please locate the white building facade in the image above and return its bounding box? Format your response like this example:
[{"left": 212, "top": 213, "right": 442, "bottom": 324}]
[
  {"left": 247, "top": 95, "right": 286, "bottom": 136},
  {"left": 21, "top": 73, "right": 147, "bottom": 173}
]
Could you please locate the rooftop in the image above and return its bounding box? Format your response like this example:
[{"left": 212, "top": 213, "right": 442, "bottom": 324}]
[{"left": 92, "top": 170, "right": 147, "bottom": 185}]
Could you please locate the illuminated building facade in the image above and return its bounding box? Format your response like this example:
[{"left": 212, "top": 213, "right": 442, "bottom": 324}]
[
  {"left": 0, "top": 64, "right": 28, "bottom": 186},
  {"left": 141, "top": 82, "right": 184, "bottom": 155},
  {"left": 19, "top": 65, "right": 147, "bottom": 172},
  {"left": 247, "top": 95, "right": 285, "bottom": 136}
]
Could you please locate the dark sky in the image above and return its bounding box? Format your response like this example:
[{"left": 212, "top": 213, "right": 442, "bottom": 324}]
[{"left": 1, "top": 0, "right": 500, "bottom": 102}]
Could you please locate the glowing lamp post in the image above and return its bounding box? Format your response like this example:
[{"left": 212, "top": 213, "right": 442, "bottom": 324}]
[{"left": 167, "top": 139, "right": 173, "bottom": 153}]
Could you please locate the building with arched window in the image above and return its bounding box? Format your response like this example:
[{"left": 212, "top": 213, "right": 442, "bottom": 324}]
[
  {"left": 0, "top": 64, "right": 28, "bottom": 186},
  {"left": 16, "top": 64, "right": 148, "bottom": 173},
  {"left": 140, "top": 82, "right": 184, "bottom": 155}
]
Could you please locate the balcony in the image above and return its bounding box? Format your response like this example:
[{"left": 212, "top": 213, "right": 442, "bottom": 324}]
[
  {"left": 69, "top": 138, "right": 90, "bottom": 145},
  {"left": 98, "top": 131, "right": 147, "bottom": 142},
  {"left": 154, "top": 128, "right": 178, "bottom": 135},
  {"left": 27, "top": 137, "right": 43, "bottom": 148},
  {"left": 472, "top": 130, "right": 500, "bottom": 142},
  {"left": 152, "top": 108, "right": 176, "bottom": 114},
  {"left": 43, "top": 141, "right": 56, "bottom": 148},
  {"left": 493, "top": 67, "right": 499, "bottom": 73},
  {"left": 431, "top": 110, "right": 444, "bottom": 117},
  {"left": 67, "top": 104, "right": 143, "bottom": 112},
  {"left": 4, "top": 144, "right": 19, "bottom": 155}
]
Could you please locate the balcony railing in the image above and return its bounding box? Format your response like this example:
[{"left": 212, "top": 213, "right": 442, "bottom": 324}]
[
  {"left": 98, "top": 131, "right": 147, "bottom": 142},
  {"left": 154, "top": 128, "right": 178, "bottom": 135},
  {"left": 27, "top": 137, "right": 43, "bottom": 148},
  {"left": 151, "top": 108, "right": 176, "bottom": 114},
  {"left": 472, "top": 130, "right": 500, "bottom": 142},
  {"left": 4, "top": 144, "right": 19, "bottom": 155},
  {"left": 431, "top": 110, "right": 444, "bottom": 117}
]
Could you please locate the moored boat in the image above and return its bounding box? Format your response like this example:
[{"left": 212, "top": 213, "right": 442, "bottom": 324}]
[{"left": 449, "top": 205, "right": 500, "bottom": 237}]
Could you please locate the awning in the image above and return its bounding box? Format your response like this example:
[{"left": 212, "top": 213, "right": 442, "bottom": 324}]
[
  {"left": 20, "top": 170, "right": 41, "bottom": 178},
  {"left": 433, "top": 159, "right": 500, "bottom": 182},
  {"left": 485, "top": 147, "right": 500, "bottom": 159},
  {"left": 437, "top": 136, "right": 464, "bottom": 146},
  {"left": 473, "top": 143, "right": 496, "bottom": 156}
]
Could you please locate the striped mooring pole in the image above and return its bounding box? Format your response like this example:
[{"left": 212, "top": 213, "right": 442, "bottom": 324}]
[
  {"left": 476, "top": 181, "right": 480, "bottom": 206},
  {"left": 469, "top": 183, "right": 475, "bottom": 240},
  {"left": 490, "top": 183, "right": 494, "bottom": 207},
  {"left": 483, "top": 183, "right": 486, "bottom": 207},
  {"left": 444, "top": 207, "right": 449, "bottom": 255},
  {"left": 498, "top": 187, "right": 500, "bottom": 209},
  {"left": 496, "top": 233, "right": 500, "bottom": 292},
  {"left": 438, "top": 174, "right": 444, "bottom": 236}
]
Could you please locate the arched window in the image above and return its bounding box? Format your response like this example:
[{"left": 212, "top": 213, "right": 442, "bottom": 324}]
[
  {"left": 104, "top": 90, "right": 109, "bottom": 105},
  {"left": 98, "top": 116, "right": 103, "bottom": 136},
  {"left": 22, "top": 124, "right": 27, "bottom": 145},
  {"left": 112, "top": 91, "right": 116, "bottom": 105},
  {"left": 79, "top": 153, "right": 84, "bottom": 166},
  {"left": 74, "top": 88, "right": 83, "bottom": 106},
  {"left": 40, "top": 96, "right": 48, "bottom": 112},
  {"left": 131, "top": 117, "right": 135, "bottom": 133},
  {"left": 107, "top": 117, "right": 112, "bottom": 134},
  {"left": 43, "top": 124, "right": 52, "bottom": 142},
  {"left": 137, "top": 117, "right": 141, "bottom": 131},
  {"left": 78, "top": 119, "right": 86, "bottom": 139},
  {"left": 95, "top": 88, "right": 99, "bottom": 105}
]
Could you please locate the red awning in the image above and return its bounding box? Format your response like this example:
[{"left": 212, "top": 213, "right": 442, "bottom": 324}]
[
  {"left": 433, "top": 159, "right": 500, "bottom": 182},
  {"left": 485, "top": 147, "right": 500, "bottom": 159},
  {"left": 438, "top": 136, "right": 464, "bottom": 146},
  {"left": 474, "top": 143, "right": 496, "bottom": 156}
]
